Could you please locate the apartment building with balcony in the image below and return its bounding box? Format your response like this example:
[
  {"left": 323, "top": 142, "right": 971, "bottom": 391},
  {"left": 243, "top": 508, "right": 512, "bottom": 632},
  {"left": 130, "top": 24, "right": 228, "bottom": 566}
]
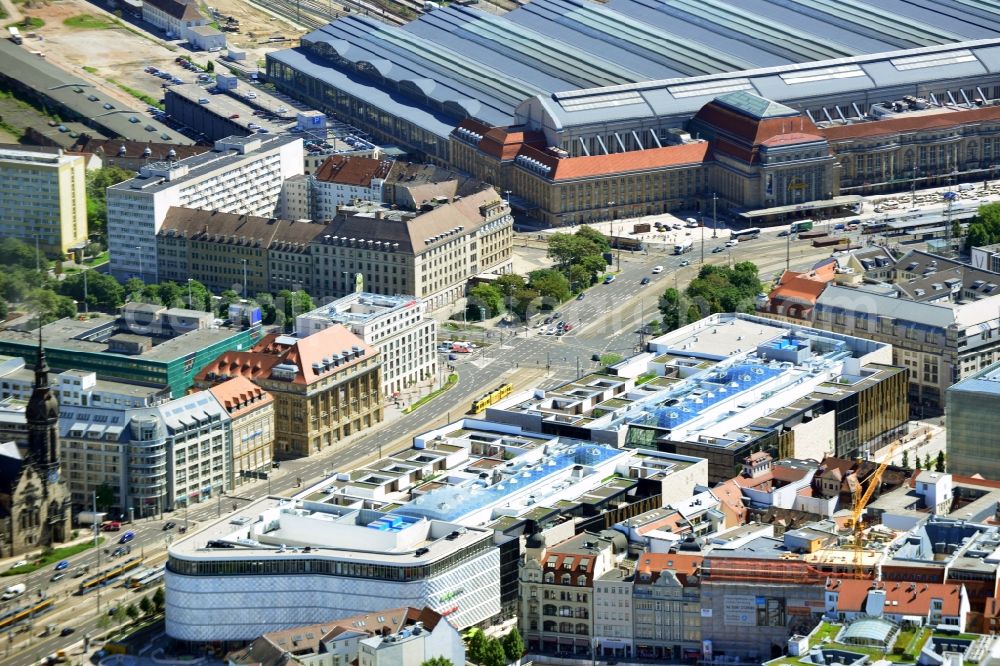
[
  {"left": 107, "top": 135, "right": 303, "bottom": 282},
  {"left": 0, "top": 145, "right": 88, "bottom": 255},
  {"left": 195, "top": 325, "right": 382, "bottom": 459}
]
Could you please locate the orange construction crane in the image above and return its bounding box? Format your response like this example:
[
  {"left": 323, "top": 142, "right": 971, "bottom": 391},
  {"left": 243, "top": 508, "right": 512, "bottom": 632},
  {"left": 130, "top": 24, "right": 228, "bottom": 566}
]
[{"left": 850, "top": 441, "right": 899, "bottom": 576}]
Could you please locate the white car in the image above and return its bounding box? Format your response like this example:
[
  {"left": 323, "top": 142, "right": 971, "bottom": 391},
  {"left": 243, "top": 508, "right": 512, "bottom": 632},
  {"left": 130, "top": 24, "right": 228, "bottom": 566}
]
[
  {"left": 726, "top": 239, "right": 739, "bottom": 247},
  {"left": 651, "top": 265, "right": 664, "bottom": 274}
]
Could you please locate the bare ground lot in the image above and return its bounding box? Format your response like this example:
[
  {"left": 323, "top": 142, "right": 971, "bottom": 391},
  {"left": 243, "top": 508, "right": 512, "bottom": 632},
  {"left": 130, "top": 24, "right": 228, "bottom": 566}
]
[{"left": 5, "top": 0, "right": 307, "bottom": 125}]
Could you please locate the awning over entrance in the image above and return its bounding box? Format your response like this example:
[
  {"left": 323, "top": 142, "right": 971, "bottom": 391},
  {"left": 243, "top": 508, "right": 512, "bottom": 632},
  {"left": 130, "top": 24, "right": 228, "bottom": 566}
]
[{"left": 739, "top": 195, "right": 863, "bottom": 221}]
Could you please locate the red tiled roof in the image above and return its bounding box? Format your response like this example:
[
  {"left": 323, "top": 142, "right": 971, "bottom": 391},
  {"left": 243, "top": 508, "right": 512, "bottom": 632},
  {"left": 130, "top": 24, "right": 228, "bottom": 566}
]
[
  {"left": 827, "top": 579, "right": 964, "bottom": 616},
  {"left": 767, "top": 268, "right": 835, "bottom": 306},
  {"left": 819, "top": 105, "right": 1000, "bottom": 142},
  {"left": 478, "top": 126, "right": 545, "bottom": 161},
  {"left": 760, "top": 132, "right": 826, "bottom": 148},
  {"left": 518, "top": 142, "right": 710, "bottom": 181},
  {"left": 194, "top": 351, "right": 282, "bottom": 384},
  {"left": 635, "top": 552, "right": 703, "bottom": 581},
  {"left": 314, "top": 155, "right": 394, "bottom": 187},
  {"left": 251, "top": 325, "right": 375, "bottom": 385},
  {"left": 208, "top": 376, "right": 272, "bottom": 417},
  {"left": 712, "top": 479, "right": 748, "bottom": 526},
  {"left": 694, "top": 102, "right": 820, "bottom": 147}
]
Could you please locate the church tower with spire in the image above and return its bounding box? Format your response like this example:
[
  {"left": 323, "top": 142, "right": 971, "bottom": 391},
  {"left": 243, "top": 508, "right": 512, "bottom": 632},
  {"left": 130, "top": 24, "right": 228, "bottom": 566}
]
[{"left": 21, "top": 327, "right": 70, "bottom": 547}]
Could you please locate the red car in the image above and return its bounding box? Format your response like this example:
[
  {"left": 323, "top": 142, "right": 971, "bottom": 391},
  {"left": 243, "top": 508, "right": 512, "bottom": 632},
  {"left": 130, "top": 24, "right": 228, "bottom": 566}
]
[
  {"left": 229, "top": 113, "right": 240, "bottom": 119},
  {"left": 101, "top": 521, "right": 121, "bottom": 532}
]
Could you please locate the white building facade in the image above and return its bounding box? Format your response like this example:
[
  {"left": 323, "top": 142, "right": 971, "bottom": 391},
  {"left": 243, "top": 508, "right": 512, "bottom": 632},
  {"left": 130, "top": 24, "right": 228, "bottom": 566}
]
[
  {"left": 296, "top": 293, "right": 437, "bottom": 399},
  {"left": 165, "top": 500, "right": 501, "bottom": 642},
  {"left": 107, "top": 135, "right": 303, "bottom": 282}
]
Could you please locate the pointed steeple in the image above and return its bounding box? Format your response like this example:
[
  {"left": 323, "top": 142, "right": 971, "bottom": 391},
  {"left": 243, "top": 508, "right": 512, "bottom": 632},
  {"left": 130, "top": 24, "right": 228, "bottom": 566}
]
[{"left": 35, "top": 322, "right": 49, "bottom": 390}]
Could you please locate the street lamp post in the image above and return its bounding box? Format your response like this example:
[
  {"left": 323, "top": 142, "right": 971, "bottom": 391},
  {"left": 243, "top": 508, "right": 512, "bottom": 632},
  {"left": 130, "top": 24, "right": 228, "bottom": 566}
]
[{"left": 712, "top": 193, "right": 718, "bottom": 238}]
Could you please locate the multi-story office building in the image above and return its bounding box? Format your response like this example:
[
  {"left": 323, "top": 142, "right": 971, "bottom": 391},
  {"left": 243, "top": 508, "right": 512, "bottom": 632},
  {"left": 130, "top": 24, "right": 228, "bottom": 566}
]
[
  {"left": 295, "top": 293, "right": 436, "bottom": 400},
  {"left": 164, "top": 498, "right": 501, "bottom": 641},
  {"left": 107, "top": 135, "right": 303, "bottom": 282},
  {"left": 311, "top": 187, "right": 513, "bottom": 310},
  {"left": 519, "top": 531, "right": 622, "bottom": 657},
  {"left": 156, "top": 207, "right": 327, "bottom": 295},
  {"left": 812, "top": 283, "right": 1000, "bottom": 414},
  {"left": 0, "top": 309, "right": 264, "bottom": 398},
  {"left": 208, "top": 376, "right": 274, "bottom": 486},
  {"left": 127, "top": 390, "right": 232, "bottom": 516},
  {"left": 489, "top": 313, "right": 908, "bottom": 481},
  {"left": 195, "top": 325, "right": 382, "bottom": 459},
  {"left": 0, "top": 145, "right": 87, "bottom": 255},
  {"left": 947, "top": 360, "right": 1000, "bottom": 479}
]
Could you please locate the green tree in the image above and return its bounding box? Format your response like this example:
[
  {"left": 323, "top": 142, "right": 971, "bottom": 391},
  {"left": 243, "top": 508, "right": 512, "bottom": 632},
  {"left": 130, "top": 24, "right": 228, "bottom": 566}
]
[
  {"left": 419, "top": 659, "right": 453, "bottom": 666},
  {"left": 139, "top": 594, "right": 154, "bottom": 617},
  {"left": 901, "top": 450, "right": 909, "bottom": 470},
  {"left": 27, "top": 288, "right": 76, "bottom": 325},
  {"left": 86, "top": 166, "right": 135, "bottom": 238},
  {"left": 575, "top": 225, "right": 610, "bottom": 252},
  {"left": 0, "top": 238, "right": 46, "bottom": 270},
  {"left": 467, "top": 283, "right": 504, "bottom": 319},
  {"left": 660, "top": 287, "right": 689, "bottom": 332},
  {"left": 124, "top": 277, "right": 144, "bottom": 302},
  {"left": 112, "top": 604, "right": 128, "bottom": 637},
  {"left": 185, "top": 279, "right": 212, "bottom": 311},
  {"left": 60, "top": 271, "right": 125, "bottom": 311},
  {"left": 481, "top": 637, "right": 507, "bottom": 666},
  {"left": 914, "top": 454, "right": 922, "bottom": 470},
  {"left": 277, "top": 289, "right": 315, "bottom": 324},
  {"left": 935, "top": 451, "right": 946, "bottom": 473},
  {"left": 254, "top": 292, "right": 285, "bottom": 327},
  {"left": 216, "top": 289, "right": 241, "bottom": 317},
  {"left": 495, "top": 274, "right": 525, "bottom": 312},
  {"left": 0, "top": 299, "right": 7, "bottom": 321},
  {"left": 528, "top": 268, "right": 571, "bottom": 304},
  {"left": 125, "top": 603, "right": 139, "bottom": 623},
  {"left": 924, "top": 453, "right": 932, "bottom": 470},
  {"left": 152, "top": 586, "right": 165, "bottom": 612},
  {"left": 567, "top": 264, "right": 590, "bottom": 292},
  {"left": 96, "top": 614, "right": 111, "bottom": 632},
  {"left": 467, "top": 629, "right": 487, "bottom": 664},
  {"left": 156, "top": 281, "right": 184, "bottom": 308},
  {"left": 502, "top": 627, "right": 524, "bottom": 663},
  {"left": 511, "top": 287, "right": 539, "bottom": 320},
  {"left": 206, "top": 60, "right": 214, "bottom": 72},
  {"left": 95, "top": 483, "right": 115, "bottom": 511}
]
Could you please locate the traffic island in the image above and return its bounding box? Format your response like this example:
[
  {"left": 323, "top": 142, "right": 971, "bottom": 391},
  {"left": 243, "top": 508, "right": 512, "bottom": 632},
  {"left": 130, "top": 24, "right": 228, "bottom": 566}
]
[{"left": 402, "top": 373, "right": 458, "bottom": 414}]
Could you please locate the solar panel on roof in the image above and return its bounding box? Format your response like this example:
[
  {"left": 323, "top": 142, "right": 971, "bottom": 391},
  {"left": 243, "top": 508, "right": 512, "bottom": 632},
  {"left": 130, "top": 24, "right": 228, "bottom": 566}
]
[
  {"left": 668, "top": 79, "right": 753, "bottom": 99},
  {"left": 780, "top": 64, "right": 865, "bottom": 85}
]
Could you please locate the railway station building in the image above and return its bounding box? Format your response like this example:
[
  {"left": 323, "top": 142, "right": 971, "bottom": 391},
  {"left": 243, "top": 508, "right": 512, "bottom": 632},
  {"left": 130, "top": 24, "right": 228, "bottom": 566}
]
[{"left": 268, "top": 0, "right": 1000, "bottom": 225}]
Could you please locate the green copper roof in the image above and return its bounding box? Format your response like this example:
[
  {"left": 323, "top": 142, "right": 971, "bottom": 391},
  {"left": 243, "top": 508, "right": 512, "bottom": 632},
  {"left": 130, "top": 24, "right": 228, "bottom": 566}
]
[{"left": 714, "top": 91, "right": 800, "bottom": 119}]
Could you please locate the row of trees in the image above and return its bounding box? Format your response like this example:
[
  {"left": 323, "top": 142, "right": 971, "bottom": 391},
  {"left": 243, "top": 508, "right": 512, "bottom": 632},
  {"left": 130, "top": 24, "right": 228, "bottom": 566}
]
[
  {"left": 86, "top": 165, "right": 135, "bottom": 242},
  {"left": 466, "top": 627, "right": 523, "bottom": 666},
  {"left": 659, "top": 262, "right": 762, "bottom": 332},
  {"left": 900, "top": 450, "right": 946, "bottom": 472},
  {"left": 465, "top": 227, "right": 612, "bottom": 321}
]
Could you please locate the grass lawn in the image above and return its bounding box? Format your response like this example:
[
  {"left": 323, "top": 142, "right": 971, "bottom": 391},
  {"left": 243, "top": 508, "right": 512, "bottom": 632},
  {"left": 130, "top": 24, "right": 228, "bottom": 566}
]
[
  {"left": 82, "top": 65, "right": 98, "bottom": 74},
  {"left": 83, "top": 251, "right": 109, "bottom": 267},
  {"left": 3, "top": 538, "right": 104, "bottom": 576},
  {"left": 6, "top": 16, "right": 44, "bottom": 29},
  {"left": 64, "top": 14, "right": 118, "bottom": 29},
  {"left": 402, "top": 374, "right": 459, "bottom": 414}
]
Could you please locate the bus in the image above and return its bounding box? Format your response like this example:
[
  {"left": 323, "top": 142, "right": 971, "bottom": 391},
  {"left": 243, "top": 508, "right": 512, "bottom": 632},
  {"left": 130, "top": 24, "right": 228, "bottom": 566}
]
[
  {"left": 470, "top": 383, "right": 513, "bottom": 414},
  {"left": 730, "top": 227, "right": 761, "bottom": 242},
  {"left": 129, "top": 567, "right": 164, "bottom": 590},
  {"left": 789, "top": 220, "right": 814, "bottom": 233}
]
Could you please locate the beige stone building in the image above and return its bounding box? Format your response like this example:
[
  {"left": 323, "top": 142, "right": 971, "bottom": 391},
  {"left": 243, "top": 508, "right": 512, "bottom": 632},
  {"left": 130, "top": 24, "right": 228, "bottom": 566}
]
[
  {"left": 312, "top": 186, "right": 513, "bottom": 310},
  {"left": 195, "top": 325, "right": 382, "bottom": 459},
  {"left": 208, "top": 376, "right": 274, "bottom": 485}
]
